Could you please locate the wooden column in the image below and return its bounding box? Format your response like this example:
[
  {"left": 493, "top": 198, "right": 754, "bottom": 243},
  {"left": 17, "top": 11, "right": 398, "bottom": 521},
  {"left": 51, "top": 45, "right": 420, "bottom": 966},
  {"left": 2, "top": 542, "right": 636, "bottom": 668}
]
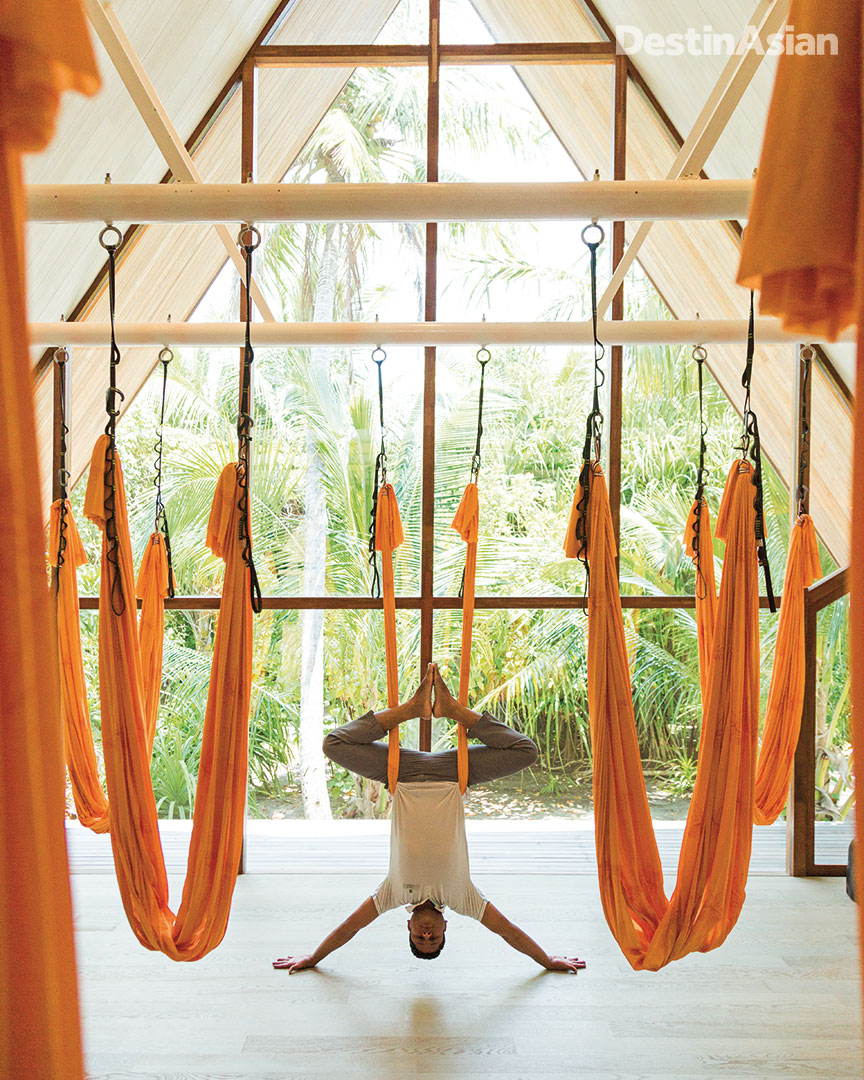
[
  {"left": 238, "top": 59, "right": 258, "bottom": 875},
  {"left": 419, "top": 0, "right": 440, "bottom": 751},
  {"left": 787, "top": 345, "right": 813, "bottom": 876},
  {"left": 608, "top": 54, "right": 627, "bottom": 560}
]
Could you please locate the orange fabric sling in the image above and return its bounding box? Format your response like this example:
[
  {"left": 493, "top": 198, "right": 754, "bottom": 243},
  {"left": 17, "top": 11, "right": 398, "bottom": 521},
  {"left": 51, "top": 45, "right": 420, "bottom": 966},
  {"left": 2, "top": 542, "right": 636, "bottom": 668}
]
[
  {"left": 50, "top": 499, "right": 111, "bottom": 832},
  {"left": 451, "top": 481, "right": 478, "bottom": 793},
  {"left": 136, "top": 532, "right": 174, "bottom": 751},
  {"left": 0, "top": 4, "right": 98, "bottom": 1077},
  {"left": 736, "top": 3, "right": 864, "bottom": 1014},
  {"left": 753, "top": 514, "right": 821, "bottom": 825},
  {"left": 83, "top": 435, "right": 253, "bottom": 959},
  {"left": 375, "top": 482, "right": 404, "bottom": 793},
  {"left": 51, "top": 510, "right": 172, "bottom": 831},
  {"left": 683, "top": 496, "right": 718, "bottom": 704},
  {"left": 689, "top": 502, "right": 821, "bottom": 827},
  {"left": 568, "top": 459, "right": 760, "bottom": 970}
]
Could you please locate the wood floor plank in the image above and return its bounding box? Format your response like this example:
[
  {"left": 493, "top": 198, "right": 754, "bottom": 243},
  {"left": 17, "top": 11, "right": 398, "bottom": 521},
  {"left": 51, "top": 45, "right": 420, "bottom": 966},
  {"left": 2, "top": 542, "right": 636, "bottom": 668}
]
[{"left": 71, "top": 851, "right": 862, "bottom": 1080}]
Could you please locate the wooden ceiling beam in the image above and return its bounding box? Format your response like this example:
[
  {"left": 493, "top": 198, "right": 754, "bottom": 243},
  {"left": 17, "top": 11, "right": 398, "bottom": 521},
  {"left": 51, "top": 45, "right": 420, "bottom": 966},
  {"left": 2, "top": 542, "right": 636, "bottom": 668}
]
[
  {"left": 31, "top": 317, "right": 847, "bottom": 349},
  {"left": 251, "top": 41, "right": 617, "bottom": 66}
]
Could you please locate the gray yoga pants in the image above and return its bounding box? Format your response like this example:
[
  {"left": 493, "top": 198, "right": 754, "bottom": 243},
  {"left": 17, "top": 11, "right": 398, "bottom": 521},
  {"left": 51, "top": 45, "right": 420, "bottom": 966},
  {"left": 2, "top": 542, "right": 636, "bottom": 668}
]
[{"left": 322, "top": 711, "right": 538, "bottom": 787}]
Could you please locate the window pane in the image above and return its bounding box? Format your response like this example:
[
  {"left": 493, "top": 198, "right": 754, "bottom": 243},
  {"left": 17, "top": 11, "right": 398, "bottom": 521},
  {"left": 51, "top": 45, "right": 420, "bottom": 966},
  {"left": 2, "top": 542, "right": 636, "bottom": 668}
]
[
  {"left": 814, "top": 596, "right": 852, "bottom": 865},
  {"left": 260, "top": 65, "right": 428, "bottom": 184},
  {"left": 97, "top": 337, "right": 423, "bottom": 598},
  {"left": 440, "top": 65, "right": 582, "bottom": 183},
  {"left": 441, "top": 0, "right": 607, "bottom": 44}
]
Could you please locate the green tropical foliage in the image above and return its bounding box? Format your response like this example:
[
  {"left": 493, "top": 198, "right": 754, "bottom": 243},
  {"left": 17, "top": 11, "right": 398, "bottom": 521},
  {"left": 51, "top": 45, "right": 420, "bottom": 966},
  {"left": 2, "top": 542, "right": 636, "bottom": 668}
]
[{"left": 65, "top": 2, "right": 850, "bottom": 819}]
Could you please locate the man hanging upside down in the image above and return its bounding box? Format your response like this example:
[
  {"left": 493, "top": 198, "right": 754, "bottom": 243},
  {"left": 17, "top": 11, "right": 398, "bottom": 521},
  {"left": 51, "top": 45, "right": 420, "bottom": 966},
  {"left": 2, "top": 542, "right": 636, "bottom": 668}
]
[{"left": 273, "top": 664, "right": 585, "bottom": 974}]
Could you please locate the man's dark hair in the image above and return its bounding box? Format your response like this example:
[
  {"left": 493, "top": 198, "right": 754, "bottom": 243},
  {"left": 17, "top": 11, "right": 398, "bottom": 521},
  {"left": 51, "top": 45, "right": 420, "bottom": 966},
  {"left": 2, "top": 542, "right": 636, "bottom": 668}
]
[{"left": 409, "top": 932, "right": 445, "bottom": 960}]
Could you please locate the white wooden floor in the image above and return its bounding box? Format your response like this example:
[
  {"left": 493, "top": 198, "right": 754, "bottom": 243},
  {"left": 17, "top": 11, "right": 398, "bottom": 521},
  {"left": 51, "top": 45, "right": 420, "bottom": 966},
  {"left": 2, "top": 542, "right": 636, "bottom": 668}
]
[
  {"left": 66, "top": 818, "right": 856, "bottom": 876},
  {"left": 71, "top": 828, "right": 862, "bottom": 1080}
]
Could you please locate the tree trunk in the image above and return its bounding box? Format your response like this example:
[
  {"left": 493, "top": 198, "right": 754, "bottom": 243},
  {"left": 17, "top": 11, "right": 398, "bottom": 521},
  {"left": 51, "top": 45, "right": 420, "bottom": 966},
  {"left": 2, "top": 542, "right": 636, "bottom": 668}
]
[{"left": 298, "top": 225, "right": 338, "bottom": 819}]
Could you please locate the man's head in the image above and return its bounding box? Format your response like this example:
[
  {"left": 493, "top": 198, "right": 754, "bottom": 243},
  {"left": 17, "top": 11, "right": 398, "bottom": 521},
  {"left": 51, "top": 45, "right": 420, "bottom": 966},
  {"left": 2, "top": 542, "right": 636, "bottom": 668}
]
[{"left": 407, "top": 901, "right": 447, "bottom": 959}]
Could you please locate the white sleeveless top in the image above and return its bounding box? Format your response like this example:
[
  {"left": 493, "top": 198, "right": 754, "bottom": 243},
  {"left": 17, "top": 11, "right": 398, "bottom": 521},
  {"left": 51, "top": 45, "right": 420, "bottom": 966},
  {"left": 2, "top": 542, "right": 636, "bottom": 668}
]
[{"left": 372, "top": 780, "right": 487, "bottom": 920}]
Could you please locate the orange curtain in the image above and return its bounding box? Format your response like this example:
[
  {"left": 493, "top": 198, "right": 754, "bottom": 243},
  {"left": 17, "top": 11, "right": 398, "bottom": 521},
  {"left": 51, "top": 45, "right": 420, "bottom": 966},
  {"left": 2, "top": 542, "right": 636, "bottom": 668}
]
[
  {"left": 450, "top": 481, "right": 479, "bottom": 793},
  {"left": 0, "top": 5, "right": 98, "bottom": 1078},
  {"left": 737, "top": 0, "right": 863, "bottom": 1010},
  {"left": 50, "top": 500, "right": 111, "bottom": 832},
  {"left": 570, "top": 460, "right": 759, "bottom": 970},
  {"left": 82, "top": 436, "right": 252, "bottom": 959},
  {"left": 374, "top": 482, "right": 404, "bottom": 793}
]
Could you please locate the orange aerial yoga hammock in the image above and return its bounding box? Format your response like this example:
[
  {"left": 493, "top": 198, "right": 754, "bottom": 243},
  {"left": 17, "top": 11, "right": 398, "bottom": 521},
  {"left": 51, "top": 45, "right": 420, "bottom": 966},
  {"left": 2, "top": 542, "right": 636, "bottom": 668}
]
[
  {"left": 569, "top": 458, "right": 762, "bottom": 970},
  {"left": 688, "top": 345, "right": 822, "bottom": 827},
  {"left": 66, "top": 226, "right": 260, "bottom": 960},
  {"left": 368, "top": 346, "right": 406, "bottom": 794},
  {"left": 51, "top": 346, "right": 176, "bottom": 832},
  {"left": 449, "top": 346, "right": 492, "bottom": 793},
  {"left": 565, "top": 226, "right": 764, "bottom": 970}
]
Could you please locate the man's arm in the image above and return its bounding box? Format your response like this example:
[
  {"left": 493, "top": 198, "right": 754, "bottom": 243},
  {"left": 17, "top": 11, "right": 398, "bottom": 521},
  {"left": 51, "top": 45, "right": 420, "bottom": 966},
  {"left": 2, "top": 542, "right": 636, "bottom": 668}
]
[
  {"left": 480, "top": 902, "right": 584, "bottom": 973},
  {"left": 273, "top": 896, "right": 380, "bottom": 973}
]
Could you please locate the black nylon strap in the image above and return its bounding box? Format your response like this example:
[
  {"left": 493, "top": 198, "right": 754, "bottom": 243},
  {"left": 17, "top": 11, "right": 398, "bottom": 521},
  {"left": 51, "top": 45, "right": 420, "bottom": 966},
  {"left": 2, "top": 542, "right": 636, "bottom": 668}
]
[
  {"left": 99, "top": 227, "right": 125, "bottom": 616},
  {"left": 153, "top": 347, "right": 176, "bottom": 598},
  {"left": 691, "top": 345, "right": 709, "bottom": 599},
  {"left": 55, "top": 348, "right": 70, "bottom": 584},
  {"left": 237, "top": 226, "right": 262, "bottom": 614},
  {"left": 470, "top": 346, "right": 491, "bottom": 480},
  {"left": 573, "top": 224, "right": 606, "bottom": 589},
  {"left": 368, "top": 347, "right": 387, "bottom": 599},
  {"left": 796, "top": 346, "right": 813, "bottom": 517},
  {"left": 739, "top": 291, "right": 775, "bottom": 612}
]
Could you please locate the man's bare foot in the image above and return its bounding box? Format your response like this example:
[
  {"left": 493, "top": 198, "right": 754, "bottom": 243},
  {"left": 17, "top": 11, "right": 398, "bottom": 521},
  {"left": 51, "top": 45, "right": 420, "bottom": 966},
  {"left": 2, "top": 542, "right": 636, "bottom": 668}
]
[
  {"left": 433, "top": 663, "right": 482, "bottom": 729},
  {"left": 408, "top": 663, "right": 434, "bottom": 720},
  {"left": 432, "top": 664, "right": 454, "bottom": 718},
  {"left": 374, "top": 666, "right": 434, "bottom": 732}
]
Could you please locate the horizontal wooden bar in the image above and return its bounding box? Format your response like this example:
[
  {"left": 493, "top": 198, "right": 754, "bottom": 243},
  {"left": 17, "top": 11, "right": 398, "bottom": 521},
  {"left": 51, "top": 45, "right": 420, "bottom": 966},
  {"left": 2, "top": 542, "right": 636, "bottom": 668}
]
[
  {"left": 442, "top": 42, "right": 617, "bottom": 64},
  {"left": 806, "top": 566, "right": 849, "bottom": 611},
  {"left": 809, "top": 864, "right": 848, "bottom": 877},
  {"left": 76, "top": 593, "right": 784, "bottom": 612},
  {"left": 253, "top": 44, "right": 427, "bottom": 67},
  {"left": 27, "top": 178, "right": 754, "bottom": 224},
  {"left": 34, "top": 317, "right": 846, "bottom": 350},
  {"left": 251, "top": 42, "right": 616, "bottom": 68}
]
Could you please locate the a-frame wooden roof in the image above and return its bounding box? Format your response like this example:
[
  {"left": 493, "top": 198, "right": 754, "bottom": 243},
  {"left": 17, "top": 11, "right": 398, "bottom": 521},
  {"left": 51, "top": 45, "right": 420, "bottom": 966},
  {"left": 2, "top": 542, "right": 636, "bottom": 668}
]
[{"left": 27, "top": 0, "right": 853, "bottom": 561}]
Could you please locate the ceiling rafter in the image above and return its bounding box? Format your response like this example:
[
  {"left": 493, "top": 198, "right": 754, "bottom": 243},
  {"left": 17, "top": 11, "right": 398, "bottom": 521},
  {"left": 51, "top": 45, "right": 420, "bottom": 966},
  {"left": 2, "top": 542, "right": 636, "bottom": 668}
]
[
  {"left": 31, "top": 0, "right": 298, "bottom": 385},
  {"left": 83, "top": 0, "right": 277, "bottom": 322},
  {"left": 595, "top": 0, "right": 789, "bottom": 318}
]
